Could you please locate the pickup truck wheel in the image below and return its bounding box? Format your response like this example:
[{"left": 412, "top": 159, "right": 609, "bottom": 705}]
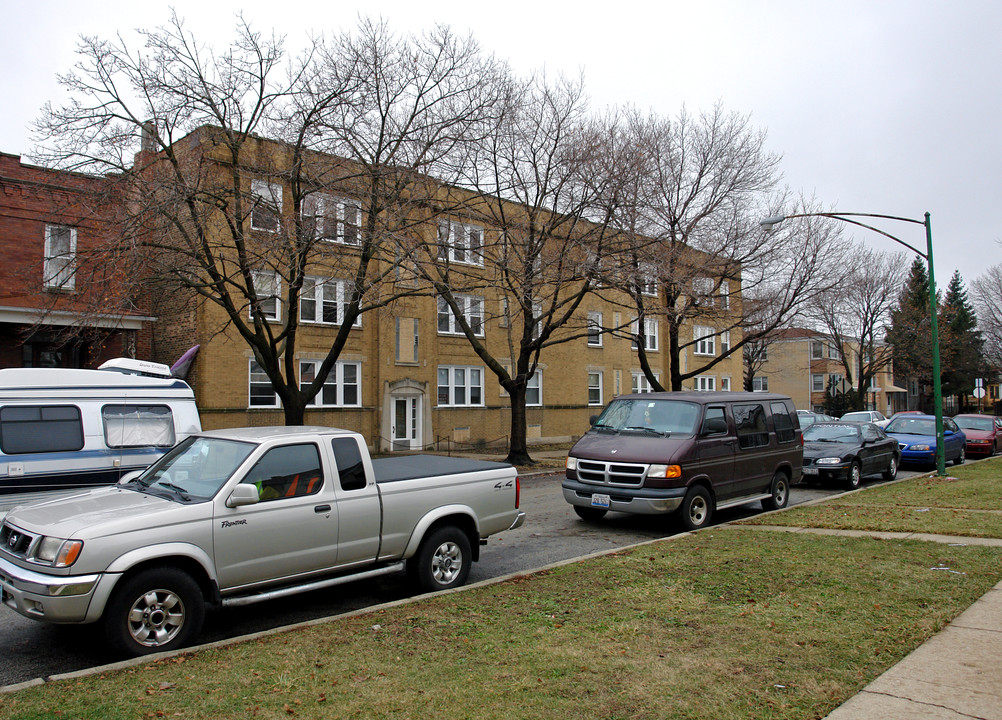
[
  {"left": 411, "top": 527, "right": 472, "bottom": 592},
  {"left": 761, "top": 472, "right": 790, "bottom": 511},
  {"left": 104, "top": 567, "right": 204, "bottom": 656},
  {"left": 678, "top": 486, "right": 713, "bottom": 532},
  {"left": 573, "top": 505, "right": 608, "bottom": 522}
]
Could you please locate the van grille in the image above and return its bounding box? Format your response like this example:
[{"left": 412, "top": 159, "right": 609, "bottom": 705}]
[
  {"left": 0, "top": 522, "right": 36, "bottom": 559},
  {"left": 576, "top": 460, "right": 647, "bottom": 486}
]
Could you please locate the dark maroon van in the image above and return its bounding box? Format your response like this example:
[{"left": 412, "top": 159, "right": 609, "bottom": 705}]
[{"left": 562, "top": 392, "right": 802, "bottom": 531}]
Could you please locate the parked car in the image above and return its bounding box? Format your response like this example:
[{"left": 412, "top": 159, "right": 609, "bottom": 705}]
[
  {"left": 884, "top": 414, "right": 967, "bottom": 467},
  {"left": 840, "top": 410, "right": 889, "bottom": 428},
  {"left": 801, "top": 421, "right": 899, "bottom": 489},
  {"left": 797, "top": 410, "right": 834, "bottom": 428},
  {"left": 953, "top": 414, "right": 1000, "bottom": 456},
  {"left": 563, "top": 392, "right": 803, "bottom": 531}
]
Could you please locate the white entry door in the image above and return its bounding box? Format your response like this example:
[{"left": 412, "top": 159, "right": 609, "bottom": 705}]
[{"left": 392, "top": 396, "right": 421, "bottom": 451}]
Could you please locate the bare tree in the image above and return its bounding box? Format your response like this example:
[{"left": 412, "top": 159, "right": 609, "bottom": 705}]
[
  {"left": 972, "top": 262, "right": 1002, "bottom": 371},
  {"left": 808, "top": 245, "right": 908, "bottom": 410}
]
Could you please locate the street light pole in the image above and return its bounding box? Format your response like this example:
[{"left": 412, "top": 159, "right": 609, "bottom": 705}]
[{"left": 760, "top": 211, "right": 947, "bottom": 476}]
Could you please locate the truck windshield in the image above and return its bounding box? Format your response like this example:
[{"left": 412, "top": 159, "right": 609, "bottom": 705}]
[
  {"left": 128, "top": 436, "right": 256, "bottom": 502},
  {"left": 592, "top": 399, "right": 700, "bottom": 435}
]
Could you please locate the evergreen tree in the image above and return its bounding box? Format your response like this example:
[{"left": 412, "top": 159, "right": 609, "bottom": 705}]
[
  {"left": 940, "top": 271, "right": 984, "bottom": 401},
  {"left": 887, "top": 257, "right": 935, "bottom": 388}
]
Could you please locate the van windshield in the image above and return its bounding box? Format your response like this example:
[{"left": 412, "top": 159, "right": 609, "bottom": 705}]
[{"left": 592, "top": 399, "right": 700, "bottom": 435}]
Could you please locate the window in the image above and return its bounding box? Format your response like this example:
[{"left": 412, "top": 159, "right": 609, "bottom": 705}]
[
  {"left": 438, "top": 295, "right": 484, "bottom": 336},
  {"left": 438, "top": 366, "right": 484, "bottom": 407},
  {"left": 720, "top": 376, "right": 731, "bottom": 392},
  {"left": 811, "top": 374, "right": 825, "bottom": 392},
  {"left": 631, "top": 317, "right": 659, "bottom": 352},
  {"left": 695, "top": 376, "right": 716, "bottom": 392},
  {"left": 241, "top": 443, "right": 323, "bottom": 501},
  {"left": 438, "top": 220, "right": 484, "bottom": 266},
  {"left": 250, "top": 271, "right": 280, "bottom": 322},
  {"left": 396, "top": 317, "right": 419, "bottom": 364},
  {"left": 526, "top": 371, "right": 541, "bottom": 406},
  {"left": 631, "top": 372, "right": 659, "bottom": 394},
  {"left": 770, "top": 402, "right": 797, "bottom": 443},
  {"left": 810, "top": 340, "right": 824, "bottom": 360},
  {"left": 719, "top": 281, "right": 730, "bottom": 309},
  {"left": 102, "top": 405, "right": 175, "bottom": 448},
  {"left": 44, "top": 225, "right": 76, "bottom": 290},
  {"left": 721, "top": 330, "right": 731, "bottom": 354},
  {"left": 300, "top": 277, "right": 359, "bottom": 327},
  {"left": 0, "top": 405, "right": 84, "bottom": 454},
  {"left": 828, "top": 343, "right": 840, "bottom": 360},
  {"left": 303, "top": 194, "right": 361, "bottom": 245},
  {"left": 587, "top": 311, "right": 603, "bottom": 347},
  {"left": 692, "top": 276, "right": 714, "bottom": 305},
  {"left": 694, "top": 326, "right": 716, "bottom": 356},
  {"left": 300, "top": 361, "right": 360, "bottom": 407},
  {"left": 331, "top": 437, "right": 367, "bottom": 491},
  {"left": 909, "top": 379, "right": 919, "bottom": 396},
  {"left": 752, "top": 376, "right": 769, "bottom": 392},
  {"left": 251, "top": 180, "right": 282, "bottom": 232},
  {"left": 249, "top": 360, "right": 279, "bottom": 408},
  {"left": 734, "top": 403, "right": 769, "bottom": 448},
  {"left": 701, "top": 406, "right": 727, "bottom": 434},
  {"left": 588, "top": 372, "right": 603, "bottom": 406},
  {"left": 639, "top": 266, "right": 658, "bottom": 297}
]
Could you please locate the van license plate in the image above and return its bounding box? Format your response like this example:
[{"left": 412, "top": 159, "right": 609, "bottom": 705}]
[{"left": 591, "top": 493, "right": 611, "bottom": 508}]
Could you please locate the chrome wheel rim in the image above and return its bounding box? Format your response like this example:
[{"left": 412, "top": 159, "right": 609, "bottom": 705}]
[
  {"left": 850, "top": 465, "right": 861, "bottom": 487},
  {"left": 774, "top": 479, "right": 788, "bottom": 506},
  {"left": 431, "top": 541, "right": 464, "bottom": 585},
  {"left": 127, "top": 589, "right": 185, "bottom": 647},
  {"left": 688, "top": 496, "right": 708, "bottom": 526}
]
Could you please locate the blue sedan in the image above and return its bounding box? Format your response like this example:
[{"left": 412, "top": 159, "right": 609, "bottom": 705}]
[{"left": 884, "top": 414, "right": 967, "bottom": 467}]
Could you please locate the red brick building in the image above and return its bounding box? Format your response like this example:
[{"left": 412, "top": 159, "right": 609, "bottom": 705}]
[{"left": 0, "top": 152, "right": 153, "bottom": 368}]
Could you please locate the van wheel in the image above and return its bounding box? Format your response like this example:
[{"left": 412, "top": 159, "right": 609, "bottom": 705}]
[
  {"left": 678, "top": 486, "right": 713, "bottom": 532},
  {"left": 761, "top": 472, "right": 790, "bottom": 511},
  {"left": 104, "top": 567, "right": 204, "bottom": 657},
  {"left": 573, "top": 506, "right": 607, "bottom": 522},
  {"left": 845, "top": 460, "right": 862, "bottom": 490},
  {"left": 409, "top": 526, "right": 472, "bottom": 593}
]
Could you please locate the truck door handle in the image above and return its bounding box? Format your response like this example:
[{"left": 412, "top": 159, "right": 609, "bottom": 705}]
[{"left": 314, "top": 505, "right": 331, "bottom": 513}]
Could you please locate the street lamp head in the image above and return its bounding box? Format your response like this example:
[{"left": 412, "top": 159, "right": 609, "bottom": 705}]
[{"left": 759, "top": 215, "right": 787, "bottom": 232}]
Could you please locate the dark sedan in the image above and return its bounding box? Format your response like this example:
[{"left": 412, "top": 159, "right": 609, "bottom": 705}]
[{"left": 801, "top": 421, "right": 900, "bottom": 489}]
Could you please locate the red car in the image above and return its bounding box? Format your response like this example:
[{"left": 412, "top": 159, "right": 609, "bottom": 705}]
[{"left": 953, "top": 414, "right": 1001, "bottom": 456}]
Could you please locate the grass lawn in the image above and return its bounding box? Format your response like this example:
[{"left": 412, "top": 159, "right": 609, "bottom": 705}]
[
  {"left": 2, "top": 529, "right": 1000, "bottom": 720},
  {"left": 740, "top": 457, "right": 1002, "bottom": 537}
]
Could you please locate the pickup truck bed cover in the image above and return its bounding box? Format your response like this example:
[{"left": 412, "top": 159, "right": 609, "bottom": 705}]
[{"left": 371, "top": 455, "right": 513, "bottom": 483}]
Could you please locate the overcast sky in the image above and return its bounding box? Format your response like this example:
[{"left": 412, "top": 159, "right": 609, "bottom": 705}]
[{"left": 2, "top": 0, "right": 999, "bottom": 291}]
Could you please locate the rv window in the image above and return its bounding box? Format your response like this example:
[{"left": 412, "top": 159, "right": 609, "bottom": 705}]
[
  {"left": 102, "top": 405, "right": 176, "bottom": 448},
  {"left": 0, "top": 405, "right": 84, "bottom": 454}
]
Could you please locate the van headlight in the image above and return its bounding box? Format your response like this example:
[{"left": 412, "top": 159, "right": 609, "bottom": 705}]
[
  {"left": 32, "top": 537, "right": 84, "bottom": 567},
  {"left": 648, "top": 464, "right": 682, "bottom": 479}
]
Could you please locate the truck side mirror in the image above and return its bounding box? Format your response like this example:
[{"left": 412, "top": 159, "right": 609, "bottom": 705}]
[{"left": 226, "top": 483, "right": 261, "bottom": 508}]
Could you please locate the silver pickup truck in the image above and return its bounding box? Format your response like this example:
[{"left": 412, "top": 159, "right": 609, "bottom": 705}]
[{"left": 0, "top": 426, "right": 525, "bottom": 656}]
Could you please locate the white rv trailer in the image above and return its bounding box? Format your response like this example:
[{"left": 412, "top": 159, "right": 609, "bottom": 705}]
[{"left": 0, "top": 365, "right": 201, "bottom": 506}]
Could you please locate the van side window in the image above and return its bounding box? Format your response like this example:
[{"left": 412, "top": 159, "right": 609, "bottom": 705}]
[
  {"left": 242, "top": 443, "right": 323, "bottom": 501},
  {"left": 0, "top": 405, "right": 84, "bottom": 454},
  {"left": 770, "top": 402, "right": 796, "bottom": 443},
  {"left": 102, "top": 405, "right": 176, "bottom": 448},
  {"left": 331, "top": 437, "right": 368, "bottom": 491},
  {"left": 701, "top": 406, "right": 728, "bottom": 435},
  {"left": 733, "top": 404, "right": 769, "bottom": 449}
]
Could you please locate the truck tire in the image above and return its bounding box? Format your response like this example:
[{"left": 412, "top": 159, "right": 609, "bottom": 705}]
[
  {"left": 103, "top": 567, "right": 205, "bottom": 656},
  {"left": 410, "top": 526, "right": 472, "bottom": 593},
  {"left": 678, "top": 485, "right": 713, "bottom": 532}
]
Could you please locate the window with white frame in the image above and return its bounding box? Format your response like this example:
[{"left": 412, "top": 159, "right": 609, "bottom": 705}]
[
  {"left": 639, "top": 266, "right": 658, "bottom": 296},
  {"left": 588, "top": 371, "right": 603, "bottom": 405},
  {"left": 302, "top": 194, "right": 361, "bottom": 246},
  {"left": 43, "top": 225, "right": 77, "bottom": 290},
  {"left": 810, "top": 340, "right": 824, "bottom": 360},
  {"left": 300, "top": 360, "right": 360, "bottom": 407},
  {"left": 300, "top": 277, "right": 360, "bottom": 327},
  {"left": 249, "top": 360, "right": 279, "bottom": 407},
  {"left": 752, "top": 376, "right": 769, "bottom": 392},
  {"left": 525, "top": 371, "right": 542, "bottom": 406},
  {"left": 721, "top": 330, "right": 731, "bottom": 353},
  {"left": 719, "top": 281, "right": 730, "bottom": 309},
  {"left": 438, "top": 220, "right": 484, "bottom": 266},
  {"left": 631, "top": 372, "right": 659, "bottom": 394},
  {"left": 811, "top": 374, "right": 825, "bottom": 392},
  {"left": 437, "top": 365, "right": 484, "bottom": 406},
  {"left": 631, "top": 317, "right": 659, "bottom": 352},
  {"left": 694, "top": 326, "right": 716, "bottom": 356},
  {"left": 692, "top": 276, "right": 714, "bottom": 305},
  {"left": 251, "top": 180, "right": 282, "bottom": 232},
  {"left": 828, "top": 343, "right": 840, "bottom": 359},
  {"left": 720, "top": 376, "right": 731, "bottom": 392},
  {"left": 695, "top": 376, "right": 716, "bottom": 392},
  {"left": 250, "top": 271, "right": 281, "bottom": 322},
  {"left": 587, "top": 311, "right": 603, "bottom": 347},
  {"left": 437, "top": 295, "right": 484, "bottom": 336}
]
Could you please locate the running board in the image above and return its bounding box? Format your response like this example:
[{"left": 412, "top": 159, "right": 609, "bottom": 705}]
[
  {"left": 221, "top": 561, "right": 407, "bottom": 608},
  {"left": 716, "top": 493, "right": 772, "bottom": 511}
]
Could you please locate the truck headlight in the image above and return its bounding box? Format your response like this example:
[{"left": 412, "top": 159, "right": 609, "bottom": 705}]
[
  {"left": 648, "top": 464, "right": 682, "bottom": 479},
  {"left": 566, "top": 456, "right": 577, "bottom": 471},
  {"left": 33, "top": 537, "right": 83, "bottom": 567},
  {"left": 815, "top": 457, "right": 843, "bottom": 465}
]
